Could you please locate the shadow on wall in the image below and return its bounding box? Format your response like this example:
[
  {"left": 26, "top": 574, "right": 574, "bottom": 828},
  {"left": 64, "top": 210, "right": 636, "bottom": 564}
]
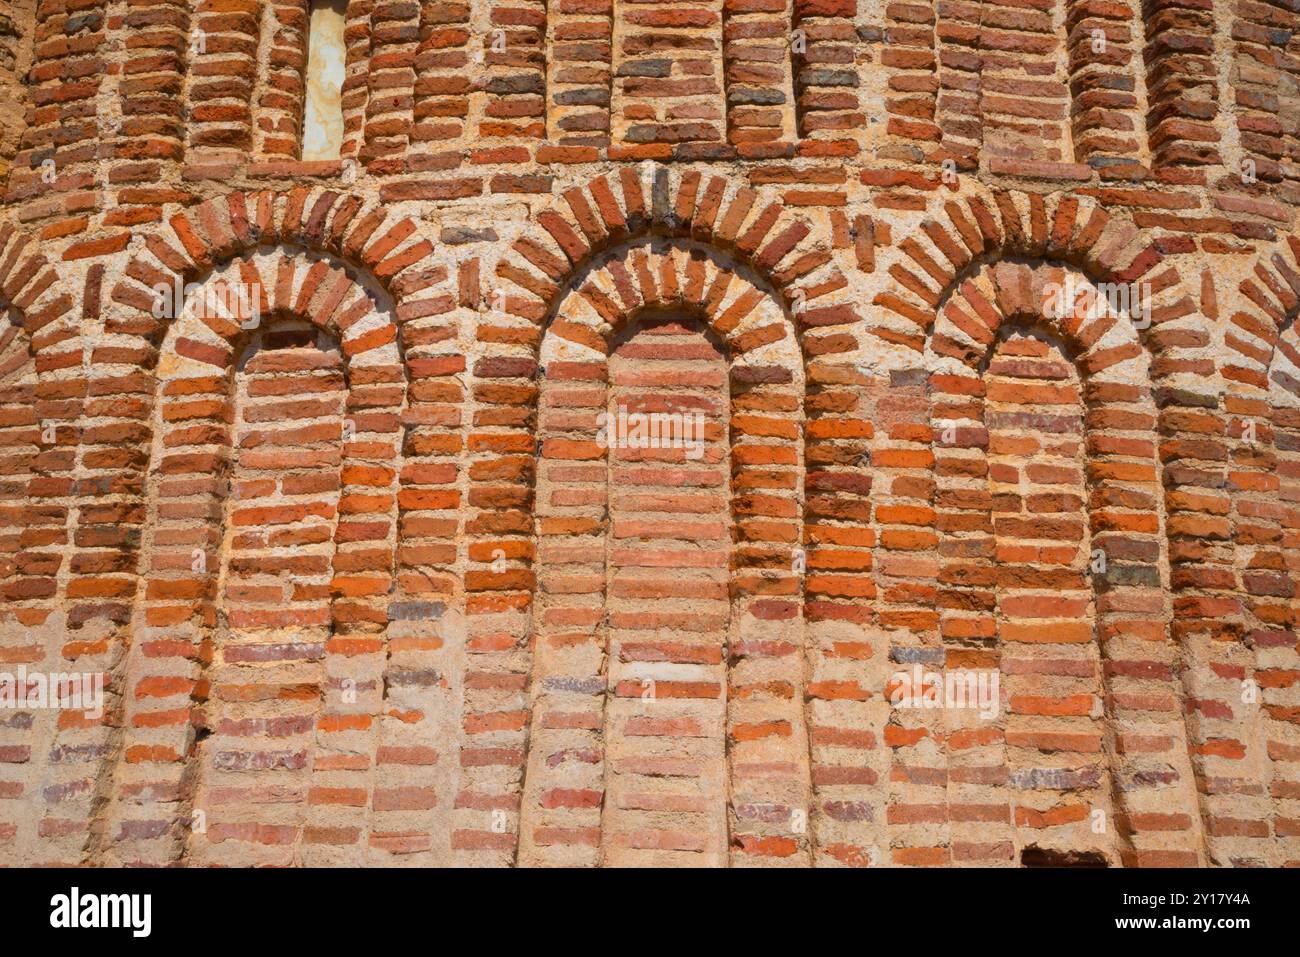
[{"left": 0, "top": 0, "right": 36, "bottom": 189}]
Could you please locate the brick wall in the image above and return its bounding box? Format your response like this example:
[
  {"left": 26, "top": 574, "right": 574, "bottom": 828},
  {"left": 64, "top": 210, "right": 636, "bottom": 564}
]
[
  {"left": 0, "top": 0, "right": 1297, "bottom": 867},
  {"left": 0, "top": 0, "right": 35, "bottom": 185}
]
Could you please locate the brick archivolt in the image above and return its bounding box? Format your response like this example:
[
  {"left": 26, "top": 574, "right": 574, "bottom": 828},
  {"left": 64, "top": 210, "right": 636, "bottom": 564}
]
[
  {"left": 542, "top": 238, "right": 804, "bottom": 369},
  {"left": 110, "top": 191, "right": 452, "bottom": 326},
  {"left": 1231, "top": 231, "right": 1300, "bottom": 387},
  {"left": 876, "top": 188, "right": 1197, "bottom": 359},
  {"left": 0, "top": 225, "right": 74, "bottom": 357},
  {"left": 924, "top": 260, "right": 1203, "bottom": 865},
  {"left": 104, "top": 250, "right": 403, "bottom": 864},
  {"left": 493, "top": 167, "right": 843, "bottom": 338},
  {"left": 521, "top": 238, "right": 809, "bottom": 865}
]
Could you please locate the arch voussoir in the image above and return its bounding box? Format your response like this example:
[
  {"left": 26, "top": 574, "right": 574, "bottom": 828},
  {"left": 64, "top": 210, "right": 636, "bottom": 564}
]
[
  {"left": 493, "top": 166, "right": 849, "bottom": 357},
  {"left": 877, "top": 185, "right": 1189, "bottom": 360}
]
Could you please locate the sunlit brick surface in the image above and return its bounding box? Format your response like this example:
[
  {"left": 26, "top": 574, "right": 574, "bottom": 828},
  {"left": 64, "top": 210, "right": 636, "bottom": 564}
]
[{"left": 0, "top": 0, "right": 1297, "bottom": 867}]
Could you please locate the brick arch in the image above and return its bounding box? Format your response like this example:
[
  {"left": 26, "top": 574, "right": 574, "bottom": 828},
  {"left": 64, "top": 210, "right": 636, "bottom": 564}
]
[
  {"left": 91, "top": 191, "right": 462, "bottom": 868},
  {"left": 0, "top": 224, "right": 85, "bottom": 865},
  {"left": 861, "top": 188, "right": 1230, "bottom": 869},
  {"left": 1202, "top": 230, "right": 1300, "bottom": 867},
  {"left": 799, "top": 186, "right": 1209, "bottom": 869},
  {"left": 455, "top": 169, "right": 846, "bottom": 866},
  {"left": 98, "top": 187, "right": 454, "bottom": 652},
  {"left": 80, "top": 212, "right": 459, "bottom": 867},
  {"left": 3, "top": 190, "right": 457, "bottom": 867},
  {"left": 907, "top": 259, "right": 1204, "bottom": 867},
  {"left": 0, "top": 225, "right": 74, "bottom": 620},
  {"left": 872, "top": 186, "right": 1193, "bottom": 357},
  {"left": 515, "top": 238, "right": 810, "bottom": 867},
  {"left": 87, "top": 248, "right": 401, "bottom": 867},
  {"left": 493, "top": 166, "right": 850, "bottom": 352},
  {"left": 873, "top": 189, "right": 1219, "bottom": 685}
]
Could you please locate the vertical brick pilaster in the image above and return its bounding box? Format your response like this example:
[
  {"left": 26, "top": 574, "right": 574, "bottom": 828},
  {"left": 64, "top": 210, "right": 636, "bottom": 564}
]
[
  {"left": 411, "top": 0, "right": 473, "bottom": 149},
  {"left": 0, "top": 238, "right": 80, "bottom": 863},
  {"left": 727, "top": 351, "right": 809, "bottom": 866},
  {"left": 1227, "top": 0, "right": 1300, "bottom": 207},
  {"left": 611, "top": 0, "right": 730, "bottom": 160},
  {"left": 184, "top": 0, "right": 261, "bottom": 166},
  {"left": 934, "top": 0, "right": 981, "bottom": 172},
  {"left": 1168, "top": 283, "right": 1264, "bottom": 864},
  {"left": 722, "top": 0, "right": 796, "bottom": 159},
  {"left": 977, "top": 0, "right": 1073, "bottom": 166},
  {"left": 31, "top": 284, "right": 111, "bottom": 867},
  {"left": 363, "top": 259, "right": 464, "bottom": 865},
  {"left": 792, "top": 0, "right": 858, "bottom": 148},
  {"left": 1065, "top": 0, "right": 1150, "bottom": 178},
  {"left": 107, "top": 363, "right": 227, "bottom": 866},
  {"left": 253, "top": 0, "right": 309, "bottom": 158},
  {"left": 8, "top": 0, "right": 110, "bottom": 235},
  {"left": 0, "top": 0, "right": 35, "bottom": 190},
  {"left": 111, "top": 0, "right": 191, "bottom": 225},
  {"left": 877, "top": 367, "right": 948, "bottom": 868},
  {"left": 516, "top": 350, "right": 606, "bottom": 866},
  {"left": 478, "top": 0, "right": 547, "bottom": 141},
  {"left": 1265, "top": 399, "right": 1300, "bottom": 865},
  {"left": 1192, "top": 307, "right": 1286, "bottom": 866},
  {"left": 360, "top": 0, "right": 420, "bottom": 168},
  {"left": 455, "top": 312, "right": 537, "bottom": 864},
  {"left": 803, "top": 367, "right": 887, "bottom": 867},
  {"left": 340, "top": 0, "right": 373, "bottom": 157},
  {"left": 930, "top": 359, "right": 1003, "bottom": 867},
  {"left": 881, "top": 0, "right": 940, "bottom": 162},
  {"left": 1142, "top": 0, "right": 1223, "bottom": 174},
  {"left": 546, "top": 0, "right": 612, "bottom": 149}
]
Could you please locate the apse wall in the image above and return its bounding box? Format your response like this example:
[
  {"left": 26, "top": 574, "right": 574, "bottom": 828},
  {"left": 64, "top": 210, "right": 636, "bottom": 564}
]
[{"left": 0, "top": 0, "right": 1296, "bottom": 867}]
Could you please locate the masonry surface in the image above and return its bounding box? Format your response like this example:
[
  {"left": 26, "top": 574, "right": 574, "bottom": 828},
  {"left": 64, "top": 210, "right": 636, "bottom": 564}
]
[{"left": 0, "top": 0, "right": 1297, "bottom": 868}]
